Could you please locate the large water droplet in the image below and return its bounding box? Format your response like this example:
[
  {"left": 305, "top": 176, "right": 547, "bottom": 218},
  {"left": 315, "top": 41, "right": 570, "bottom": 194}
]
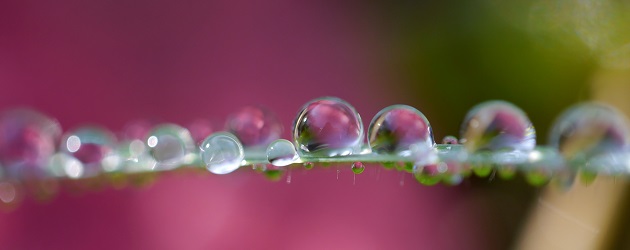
[
  {"left": 368, "top": 105, "right": 434, "bottom": 156},
  {"left": 0, "top": 109, "right": 62, "bottom": 180},
  {"left": 460, "top": 101, "right": 536, "bottom": 152},
  {"left": 146, "top": 124, "right": 195, "bottom": 170},
  {"left": 226, "top": 106, "right": 282, "bottom": 148},
  {"left": 549, "top": 103, "right": 629, "bottom": 160},
  {"left": 61, "top": 126, "right": 117, "bottom": 177},
  {"left": 266, "top": 139, "right": 298, "bottom": 167},
  {"left": 549, "top": 103, "right": 630, "bottom": 181},
  {"left": 200, "top": 132, "right": 244, "bottom": 174},
  {"left": 293, "top": 97, "right": 364, "bottom": 157}
]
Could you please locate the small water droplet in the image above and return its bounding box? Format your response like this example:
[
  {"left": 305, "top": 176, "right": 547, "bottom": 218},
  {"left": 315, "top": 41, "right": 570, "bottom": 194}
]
[
  {"left": 472, "top": 165, "right": 493, "bottom": 177},
  {"left": 266, "top": 139, "right": 298, "bottom": 167},
  {"left": 351, "top": 162, "right": 365, "bottom": 174},
  {"left": 460, "top": 101, "right": 536, "bottom": 153},
  {"left": 227, "top": 106, "right": 282, "bottom": 148},
  {"left": 525, "top": 170, "right": 551, "bottom": 186},
  {"left": 303, "top": 162, "right": 314, "bottom": 170},
  {"left": 293, "top": 97, "right": 364, "bottom": 157},
  {"left": 62, "top": 126, "right": 117, "bottom": 177},
  {"left": 147, "top": 124, "right": 195, "bottom": 170},
  {"left": 263, "top": 165, "right": 284, "bottom": 181},
  {"left": 336, "top": 168, "right": 340, "bottom": 180},
  {"left": 442, "top": 136, "right": 459, "bottom": 145},
  {"left": 200, "top": 132, "right": 244, "bottom": 174},
  {"left": 368, "top": 105, "right": 434, "bottom": 156},
  {"left": 497, "top": 165, "right": 517, "bottom": 179}
]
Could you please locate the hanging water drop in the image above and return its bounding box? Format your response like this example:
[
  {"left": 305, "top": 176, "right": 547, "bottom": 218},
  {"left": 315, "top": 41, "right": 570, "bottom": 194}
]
[
  {"left": 460, "top": 101, "right": 536, "bottom": 153},
  {"left": 303, "top": 162, "right": 314, "bottom": 170},
  {"left": 200, "top": 132, "right": 244, "bottom": 175},
  {"left": 351, "top": 162, "right": 365, "bottom": 174},
  {"left": 293, "top": 97, "right": 364, "bottom": 157},
  {"left": 146, "top": 124, "right": 195, "bottom": 170},
  {"left": 368, "top": 105, "right": 434, "bottom": 156},
  {"left": 266, "top": 139, "right": 298, "bottom": 167}
]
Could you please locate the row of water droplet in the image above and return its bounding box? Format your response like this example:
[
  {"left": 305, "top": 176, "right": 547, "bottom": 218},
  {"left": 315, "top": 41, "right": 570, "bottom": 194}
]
[{"left": 0, "top": 97, "right": 629, "bottom": 206}]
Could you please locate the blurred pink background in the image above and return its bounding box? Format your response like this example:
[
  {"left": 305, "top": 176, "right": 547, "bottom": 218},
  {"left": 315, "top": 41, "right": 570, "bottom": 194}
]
[{"left": 0, "top": 1, "right": 507, "bottom": 249}]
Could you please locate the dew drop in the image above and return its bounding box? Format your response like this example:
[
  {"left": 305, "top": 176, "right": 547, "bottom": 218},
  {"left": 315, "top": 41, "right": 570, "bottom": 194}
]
[
  {"left": 460, "top": 101, "right": 536, "bottom": 153},
  {"left": 414, "top": 164, "right": 442, "bottom": 186},
  {"left": 146, "top": 124, "right": 195, "bottom": 170},
  {"left": 293, "top": 97, "right": 364, "bottom": 157},
  {"left": 200, "top": 132, "right": 244, "bottom": 175},
  {"left": 226, "top": 106, "right": 282, "bottom": 148},
  {"left": 368, "top": 105, "right": 434, "bottom": 156},
  {"left": 549, "top": 103, "right": 629, "bottom": 161},
  {"left": 0, "top": 109, "right": 62, "bottom": 180},
  {"left": 303, "top": 162, "right": 314, "bottom": 170},
  {"left": 442, "top": 136, "right": 459, "bottom": 145},
  {"left": 266, "top": 139, "right": 298, "bottom": 167},
  {"left": 61, "top": 126, "right": 117, "bottom": 177},
  {"left": 351, "top": 162, "right": 365, "bottom": 174},
  {"left": 263, "top": 165, "right": 285, "bottom": 181}
]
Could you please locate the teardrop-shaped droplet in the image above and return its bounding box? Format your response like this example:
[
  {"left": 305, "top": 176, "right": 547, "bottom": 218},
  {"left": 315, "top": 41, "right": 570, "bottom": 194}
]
[
  {"left": 351, "top": 162, "right": 365, "bottom": 174},
  {"left": 368, "top": 105, "right": 434, "bottom": 156},
  {"left": 61, "top": 126, "right": 117, "bottom": 177},
  {"left": 146, "top": 124, "right": 195, "bottom": 170},
  {"left": 0, "top": 109, "right": 62, "bottom": 180},
  {"left": 293, "top": 97, "right": 364, "bottom": 157},
  {"left": 266, "top": 139, "right": 298, "bottom": 167},
  {"left": 460, "top": 101, "right": 536, "bottom": 153},
  {"left": 226, "top": 106, "right": 283, "bottom": 148},
  {"left": 200, "top": 132, "right": 244, "bottom": 174}
]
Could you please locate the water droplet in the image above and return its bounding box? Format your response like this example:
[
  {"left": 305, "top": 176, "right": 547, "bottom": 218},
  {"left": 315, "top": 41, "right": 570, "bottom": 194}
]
[
  {"left": 497, "top": 165, "right": 517, "bottom": 179},
  {"left": 414, "top": 164, "right": 442, "bottom": 186},
  {"left": 266, "top": 139, "right": 298, "bottom": 167},
  {"left": 303, "top": 162, "right": 314, "bottom": 170},
  {"left": 263, "top": 165, "right": 284, "bottom": 181},
  {"left": 351, "top": 162, "right": 365, "bottom": 174},
  {"left": 442, "top": 136, "right": 459, "bottom": 145},
  {"left": 200, "top": 132, "right": 244, "bottom": 174},
  {"left": 61, "top": 126, "right": 117, "bottom": 177},
  {"left": 368, "top": 105, "right": 434, "bottom": 156},
  {"left": 0, "top": 109, "right": 62, "bottom": 180},
  {"left": 472, "top": 164, "right": 493, "bottom": 177},
  {"left": 146, "top": 124, "right": 195, "bottom": 170},
  {"left": 460, "top": 101, "right": 536, "bottom": 153},
  {"left": 226, "top": 106, "right": 282, "bottom": 148},
  {"left": 549, "top": 103, "right": 629, "bottom": 161},
  {"left": 0, "top": 180, "right": 21, "bottom": 209},
  {"left": 525, "top": 170, "right": 551, "bottom": 186},
  {"left": 293, "top": 97, "right": 364, "bottom": 157},
  {"left": 48, "top": 153, "right": 84, "bottom": 179}
]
